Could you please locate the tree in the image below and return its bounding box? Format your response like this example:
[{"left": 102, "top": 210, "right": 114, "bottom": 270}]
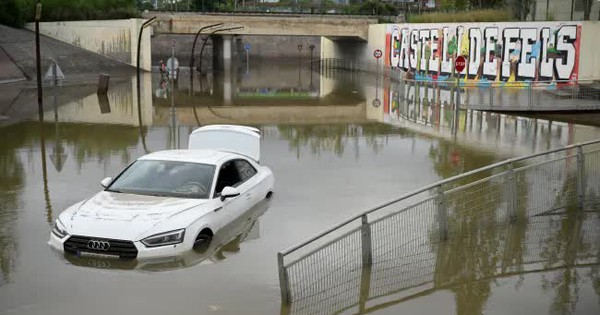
[
  {"left": 510, "top": 0, "right": 535, "bottom": 21},
  {"left": 583, "top": 0, "right": 594, "bottom": 20}
]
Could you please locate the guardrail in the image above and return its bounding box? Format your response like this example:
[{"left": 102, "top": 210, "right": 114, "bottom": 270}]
[
  {"left": 277, "top": 138, "right": 600, "bottom": 307},
  {"left": 317, "top": 58, "right": 600, "bottom": 111}
]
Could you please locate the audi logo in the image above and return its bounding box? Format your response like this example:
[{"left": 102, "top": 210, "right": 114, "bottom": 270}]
[{"left": 87, "top": 240, "right": 110, "bottom": 251}]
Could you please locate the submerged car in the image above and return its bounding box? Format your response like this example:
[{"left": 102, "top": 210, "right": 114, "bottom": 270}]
[
  {"left": 62, "top": 198, "right": 271, "bottom": 271},
  {"left": 49, "top": 125, "right": 274, "bottom": 260}
]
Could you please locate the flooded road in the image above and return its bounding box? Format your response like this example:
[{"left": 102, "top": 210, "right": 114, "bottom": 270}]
[{"left": 1, "top": 59, "right": 599, "bottom": 315}]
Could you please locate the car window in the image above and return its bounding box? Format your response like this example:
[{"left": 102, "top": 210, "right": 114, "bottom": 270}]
[
  {"left": 107, "top": 160, "right": 215, "bottom": 199},
  {"left": 214, "top": 161, "right": 242, "bottom": 196},
  {"left": 234, "top": 160, "right": 257, "bottom": 181}
]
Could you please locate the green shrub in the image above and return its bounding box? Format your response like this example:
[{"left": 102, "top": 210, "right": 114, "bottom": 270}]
[
  {"left": 408, "top": 8, "right": 514, "bottom": 23},
  {"left": 0, "top": 0, "right": 139, "bottom": 27}
]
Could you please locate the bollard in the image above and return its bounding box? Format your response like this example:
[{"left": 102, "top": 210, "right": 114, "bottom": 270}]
[
  {"left": 576, "top": 146, "right": 585, "bottom": 210},
  {"left": 97, "top": 73, "right": 110, "bottom": 95},
  {"left": 436, "top": 185, "right": 448, "bottom": 241}
]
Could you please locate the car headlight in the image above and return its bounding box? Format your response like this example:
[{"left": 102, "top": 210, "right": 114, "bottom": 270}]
[
  {"left": 141, "top": 229, "right": 185, "bottom": 247},
  {"left": 52, "top": 219, "right": 69, "bottom": 238}
]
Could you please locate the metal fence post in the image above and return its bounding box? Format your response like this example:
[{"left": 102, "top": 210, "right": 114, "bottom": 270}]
[
  {"left": 359, "top": 214, "right": 372, "bottom": 313},
  {"left": 361, "top": 214, "right": 372, "bottom": 267},
  {"left": 436, "top": 185, "right": 448, "bottom": 241},
  {"left": 277, "top": 252, "right": 290, "bottom": 305},
  {"left": 506, "top": 164, "right": 518, "bottom": 222},
  {"left": 576, "top": 145, "right": 586, "bottom": 210}
]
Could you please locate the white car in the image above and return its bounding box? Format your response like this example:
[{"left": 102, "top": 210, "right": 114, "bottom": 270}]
[
  {"left": 49, "top": 125, "right": 274, "bottom": 260},
  {"left": 62, "top": 198, "right": 271, "bottom": 271}
]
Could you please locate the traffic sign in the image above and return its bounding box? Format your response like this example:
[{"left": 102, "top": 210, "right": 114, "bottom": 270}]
[
  {"left": 455, "top": 55, "right": 466, "bottom": 72},
  {"left": 244, "top": 43, "right": 251, "bottom": 51},
  {"left": 373, "top": 49, "right": 383, "bottom": 59}
]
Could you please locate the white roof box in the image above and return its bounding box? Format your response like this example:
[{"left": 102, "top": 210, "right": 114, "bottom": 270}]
[{"left": 188, "top": 125, "right": 261, "bottom": 161}]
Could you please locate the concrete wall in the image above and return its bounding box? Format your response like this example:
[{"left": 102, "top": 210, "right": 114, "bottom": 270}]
[
  {"left": 579, "top": 21, "right": 600, "bottom": 80},
  {"left": 25, "top": 19, "right": 152, "bottom": 71}
]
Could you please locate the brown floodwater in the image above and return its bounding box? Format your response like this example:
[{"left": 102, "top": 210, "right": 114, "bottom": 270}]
[{"left": 0, "top": 60, "right": 599, "bottom": 315}]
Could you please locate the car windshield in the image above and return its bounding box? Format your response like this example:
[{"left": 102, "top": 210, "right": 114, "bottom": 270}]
[{"left": 107, "top": 160, "right": 215, "bottom": 199}]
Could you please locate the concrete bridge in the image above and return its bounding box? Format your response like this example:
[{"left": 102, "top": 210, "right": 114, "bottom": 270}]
[{"left": 143, "top": 12, "right": 377, "bottom": 40}]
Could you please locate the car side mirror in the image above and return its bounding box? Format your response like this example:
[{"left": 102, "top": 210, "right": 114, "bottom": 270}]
[
  {"left": 100, "top": 177, "right": 112, "bottom": 189},
  {"left": 220, "top": 186, "right": 240, "bottom": 201}
]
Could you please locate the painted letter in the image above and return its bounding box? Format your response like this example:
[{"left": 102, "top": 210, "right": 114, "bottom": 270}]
[
  {"left": 555, "top": 25, "right": 577, "bottom": 80},
  {"left": 468, "top": 28, "right": 482, "bottom": 78},
  {"left": 539, "top": 28, "right": 554, "bottom": 79},
  {"left": 410, "top": 30, "right": 418, "bottom": 70},
  {"left": 518, "top": 28, "right": 537, "bottom": 79},
  {"left": 501, "top": 28, "right": 520, "bottom": 80},
  {"left": 440, "top": 27, "right": 452, "bottom": 75},
  {"left": 419, "top": 30, "right": 430, "bottom": 71},
  {"left": 429, "top": 29, "right": 440, "bottom": 74},
  {"left": 401, "top": 29, "right": 410, "bottom": 70},
  {"left": 390, "top": 27, "right": 401, "bottom": 68},
  {"left": 483, "top": 27, "right": 499, "bottom": 79}
]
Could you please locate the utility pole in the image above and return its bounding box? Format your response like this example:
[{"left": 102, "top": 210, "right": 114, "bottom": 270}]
[{"left": 546, "top": 0, "right": 550, "bottom": 20}]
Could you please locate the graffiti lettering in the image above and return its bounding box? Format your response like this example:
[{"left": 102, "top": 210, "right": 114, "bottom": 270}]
[{"left": 385, "top": 22, "right": 581, "bottom": 83}]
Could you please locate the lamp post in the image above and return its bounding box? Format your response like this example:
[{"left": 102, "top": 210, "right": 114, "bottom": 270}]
[
  {"left": 190, "top": 23, "right": 224, "bottom": 93},
  {"left": 35, "top": 1, "right": 42, "bottom": 120}
]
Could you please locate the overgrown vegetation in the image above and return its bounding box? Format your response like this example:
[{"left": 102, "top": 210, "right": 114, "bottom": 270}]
[
  {"left": 1, "top": 0, "right": 138, "bottom": 27},
  {"left": 408, "top": 8, "right": 513, "bottom": 23}
]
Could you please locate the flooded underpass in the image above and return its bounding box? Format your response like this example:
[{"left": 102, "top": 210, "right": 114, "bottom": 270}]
[{"left": 1, "top": 59, "right": 600, "bottom": 315}]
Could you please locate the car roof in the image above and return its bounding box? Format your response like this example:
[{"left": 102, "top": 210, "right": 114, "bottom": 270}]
[{"left": 138, "top": 149, "right": 246, "bottom": 165}]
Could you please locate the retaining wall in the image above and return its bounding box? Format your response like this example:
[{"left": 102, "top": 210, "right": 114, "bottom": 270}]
[{"left": 25, "top": 19, "right": 152, "bottom": 71}]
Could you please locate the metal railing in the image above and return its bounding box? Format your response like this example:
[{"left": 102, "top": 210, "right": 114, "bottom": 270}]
[
  {"left": 317, "top": 58, "right": 600, "bottom": 111},
  {"left": 277, "top": 138, "right": 600, "bottom": 309},
  {"left": 282, "top": 212, "right": 600, "bottom": 315}
]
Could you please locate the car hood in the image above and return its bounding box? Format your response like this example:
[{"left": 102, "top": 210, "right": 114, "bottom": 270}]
[{"left": 61, "top": 191, "right": 207, "bottom": 240}]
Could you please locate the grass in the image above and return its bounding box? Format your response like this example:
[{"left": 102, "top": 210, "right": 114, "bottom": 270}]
[{"left": 408, "top": 8, "right": 514, "bottom": 23}]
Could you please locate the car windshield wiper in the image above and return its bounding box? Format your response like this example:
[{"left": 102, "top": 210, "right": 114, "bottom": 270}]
[{"left": 105, "top": 188, "right": 124, "bottom": 193}]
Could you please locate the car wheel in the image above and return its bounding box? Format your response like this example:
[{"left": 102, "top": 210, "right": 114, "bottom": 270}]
[{"left": 193, "top": 229, "right": 213, "bottom": 254}]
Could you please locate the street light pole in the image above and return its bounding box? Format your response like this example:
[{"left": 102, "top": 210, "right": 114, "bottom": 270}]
[
  {"left": 35, "top": 1, "right": 43, "bottom": 120},
  {"left": 190, "top": 23, "right": 224, "bottom": 92}
]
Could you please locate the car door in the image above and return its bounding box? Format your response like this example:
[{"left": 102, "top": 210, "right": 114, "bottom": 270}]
[
  {"left": 233, "top": 159, "right": 261, "bottom": 207},
  {"left": 212, "top": 160, "right": 245, "bottom": 230}
]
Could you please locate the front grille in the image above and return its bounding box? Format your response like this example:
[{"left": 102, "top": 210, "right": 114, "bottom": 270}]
[{"left": 64, "top": 235, "right": 138, "bottom": 259}]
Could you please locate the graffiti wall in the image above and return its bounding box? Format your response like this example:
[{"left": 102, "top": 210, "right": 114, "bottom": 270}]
[{"left": 385, "top": 22, "right": 582, "bottom": 84}]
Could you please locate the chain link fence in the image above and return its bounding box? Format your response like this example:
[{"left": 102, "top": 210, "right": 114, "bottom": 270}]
[{"left": 278, "top": 139, "right": 600, "bottom": 315}]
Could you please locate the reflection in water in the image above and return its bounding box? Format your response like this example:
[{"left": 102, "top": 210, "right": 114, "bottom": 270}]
[
  {"left": 62, "top": 198, "right": 270, "bottom": 272},
  {"left": 0, "top": 60, "right": 600, "bottom": 313},
  {"left": 277, "top": 124, "right": 407, "bottom": 158},
  {"left": 0, "top": 124, "right": 23, "bottom": 287},
  {"left": 283, "top": 210, "right": 600, "bottom": 315}
]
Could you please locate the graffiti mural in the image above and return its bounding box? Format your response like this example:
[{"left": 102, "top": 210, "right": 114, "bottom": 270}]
[{"left": 385, "top": 22, "right": 582, "bottom": 84}]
